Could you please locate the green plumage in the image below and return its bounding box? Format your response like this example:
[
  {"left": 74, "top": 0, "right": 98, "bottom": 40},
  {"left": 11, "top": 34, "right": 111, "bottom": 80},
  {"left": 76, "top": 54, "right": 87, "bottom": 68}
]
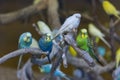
[{"left": 76, "top": 29, "right": 103, "bottom": 65}]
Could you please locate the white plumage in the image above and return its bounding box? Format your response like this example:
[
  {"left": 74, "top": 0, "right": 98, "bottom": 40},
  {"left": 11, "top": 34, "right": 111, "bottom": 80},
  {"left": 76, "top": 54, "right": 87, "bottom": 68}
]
[
  {"left": 88, "top": 23, "right": 111, "bottom": 48},
  {"left": 53, "top": 13, "right": 81, "bottom": 39}
]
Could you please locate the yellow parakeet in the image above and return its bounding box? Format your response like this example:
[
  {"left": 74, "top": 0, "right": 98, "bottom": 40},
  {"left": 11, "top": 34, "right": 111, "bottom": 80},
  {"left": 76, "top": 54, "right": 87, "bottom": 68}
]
[
  {"left": 102, "top": 0, "right": 120, "bottom": 19},
  {"left": 116, "top": 48, "right": 120, "bottom": 68},
  {"left": 69, "top": 46, "right": 77, "bottom": 57},
  {"left": 88, "top": 23, "right": 111, "bottom": 48}
]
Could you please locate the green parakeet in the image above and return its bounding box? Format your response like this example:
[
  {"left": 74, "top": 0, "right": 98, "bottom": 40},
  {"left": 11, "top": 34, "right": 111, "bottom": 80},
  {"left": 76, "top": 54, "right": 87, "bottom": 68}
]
[{"left": 76, "top": 28, "right": 103, "bottom": 65}]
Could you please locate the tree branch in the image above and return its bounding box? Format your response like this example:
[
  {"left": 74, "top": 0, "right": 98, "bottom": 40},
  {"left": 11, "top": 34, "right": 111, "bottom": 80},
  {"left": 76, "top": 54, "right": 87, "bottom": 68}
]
[
  {"left": 0, "top": 48, "right": 47, "bottom": 64},
  {"left": 0, "top": 0, "right": 47, "bottom": 24},
  {"left": 47, "top": 0, "right": 61, "bottom": 29}
]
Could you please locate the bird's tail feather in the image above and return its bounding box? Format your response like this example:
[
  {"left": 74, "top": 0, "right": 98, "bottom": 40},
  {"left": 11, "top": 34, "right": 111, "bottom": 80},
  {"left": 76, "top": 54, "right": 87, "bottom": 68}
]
[
  {"left": 17, "top": 55, "right": 23, "bottom": 70},
  {"left": 100, "top": 37, "right": 111, "bottom": 48}
]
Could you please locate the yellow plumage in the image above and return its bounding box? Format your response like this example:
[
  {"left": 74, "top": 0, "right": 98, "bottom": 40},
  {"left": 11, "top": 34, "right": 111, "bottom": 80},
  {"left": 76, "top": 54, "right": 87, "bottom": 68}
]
[
  {"left": 102, "top": 0, "right": 120, "bottom": 19},
  {"left": 116, "top": 48, "right": 120, "bottom": 68},
  {"left": 69, "top": 46, "right": 77, "bottom": 57}
]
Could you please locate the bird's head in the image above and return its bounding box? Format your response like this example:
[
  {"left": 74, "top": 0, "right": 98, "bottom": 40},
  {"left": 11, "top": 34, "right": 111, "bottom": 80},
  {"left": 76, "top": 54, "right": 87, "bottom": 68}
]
[
  {"left": 45, "top": 33, "right": 52, "bottom": 42},
  {"left": 23, "top": 32, "right": 32, "bottom": 42},
  {"left": 80, "top": 29, "right": 88, "bottom": 38},
  {"left": 73, "top": 13, "right": 81, "bottom": 19}
]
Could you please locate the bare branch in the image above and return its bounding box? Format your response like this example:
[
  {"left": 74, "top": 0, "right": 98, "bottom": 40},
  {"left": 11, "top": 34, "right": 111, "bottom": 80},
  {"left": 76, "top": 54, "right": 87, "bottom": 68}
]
[{"left": 0, "top": 0, "right": 47, "bottom": 24}]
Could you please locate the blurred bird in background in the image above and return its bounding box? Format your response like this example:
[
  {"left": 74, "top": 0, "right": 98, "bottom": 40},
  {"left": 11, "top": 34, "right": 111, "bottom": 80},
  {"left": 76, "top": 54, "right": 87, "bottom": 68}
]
[
  {"left": 102, "top": 0, "right": 120, "bottom": 19},
  {"left": 88, "top": 23, "right": 111, "bottom": 48},
  {"left": 97, "top": 46, "right": 106, "bottom": 57}
]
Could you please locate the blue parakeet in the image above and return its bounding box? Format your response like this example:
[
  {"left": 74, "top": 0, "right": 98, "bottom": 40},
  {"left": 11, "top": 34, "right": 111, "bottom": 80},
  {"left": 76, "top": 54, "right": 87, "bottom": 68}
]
[
  {"left": 38, "top": 33, "right": 53, "bottom": 63},
  {"left": 39, "top": 64, "right": 70, "bottom": 80},
  {"left": 17, "top": 32, "right": 32, "bottom": 70}
]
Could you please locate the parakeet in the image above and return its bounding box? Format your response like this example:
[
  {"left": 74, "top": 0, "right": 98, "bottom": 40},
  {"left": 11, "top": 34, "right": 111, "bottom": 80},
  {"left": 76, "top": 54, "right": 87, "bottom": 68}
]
[
  {"left": 38, "top": 33, "right": 53, "bottom": 63},
  {"left": 39, "top": 64, "right": 70, "bottom": 80},
  {"left": 88, "top": 23, "right": 111, "bottom": 48},
  {"left": 102, "top": 0, "right": 120, "bottom": 19},
  {"left": 76, "top": 29, "right": 103, "bottom": 65},
  {"left": 53, "top": 13, "right": 81, "bottom": 39},
  {"left": 116, "top": 48, "right": 120, "bottom": 68},
  {"left": 37, "top": 21, "right": 52, "bottom": 36},
  {"left": 69, "top": 46, "right": 77, "bottom": 57},
  {"left": 97, "top": 46, "right": 106, "bottom": 56},
  {"left": 17, "top": 32, "right": 32, "bottom": 70}
]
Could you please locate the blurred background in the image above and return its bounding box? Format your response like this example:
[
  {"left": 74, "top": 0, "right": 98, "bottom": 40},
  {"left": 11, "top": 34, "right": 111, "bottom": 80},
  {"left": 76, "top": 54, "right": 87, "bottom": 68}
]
[{"left": 0, "top": 0, "right": 120, "bottom": 80}]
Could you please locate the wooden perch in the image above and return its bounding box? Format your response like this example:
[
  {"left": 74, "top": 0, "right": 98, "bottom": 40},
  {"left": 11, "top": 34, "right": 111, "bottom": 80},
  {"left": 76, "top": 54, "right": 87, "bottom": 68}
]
[{"left": 0, "top": 0, "right": 47, "bottom": 24}]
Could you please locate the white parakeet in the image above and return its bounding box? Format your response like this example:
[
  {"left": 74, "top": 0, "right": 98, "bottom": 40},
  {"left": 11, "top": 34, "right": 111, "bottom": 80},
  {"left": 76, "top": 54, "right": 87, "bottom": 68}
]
[
  {"left": 53, "top": 13, "right": 81, "bottom": 39},
  {"left": 88, "top": 23, "right": 111, "bottom": 48}
]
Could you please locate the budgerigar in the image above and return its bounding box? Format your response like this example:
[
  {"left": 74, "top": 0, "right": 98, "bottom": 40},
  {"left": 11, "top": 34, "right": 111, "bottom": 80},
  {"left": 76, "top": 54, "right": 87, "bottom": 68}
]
[
  {"left": 17, "top": 32, "right": 32, "bottom": 70},
  {"left": 76, "top": 29, "right": 103, "bottom": 65},
  {"left": 38, "top": 33, "right": 53, "bottom": 63},
  {"left": 53, "top": 13, "right": 81, "bottom": 39},
  {"left": 88, "top": 23, "right": 111, "bottom": 48},
  {"left": 37, "top": 21, "right": 52, "bottom": 36},
  {"left": 116, "top": 48, "right": 120, "bottom": 68},
  {"left": 102, "top": 0, "right": 120, "bottom": 19},
  {"left": 39, "top": 64, "right": 70, "bottom": 80}
]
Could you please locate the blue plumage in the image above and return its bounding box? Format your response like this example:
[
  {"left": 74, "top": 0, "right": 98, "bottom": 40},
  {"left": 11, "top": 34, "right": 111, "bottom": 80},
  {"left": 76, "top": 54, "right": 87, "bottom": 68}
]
[
  {"left": 39, "top": 64, "right": 69, "bottom": 80},
  {"left": 38, "top": 33, "right": 53, "bottom": 62},
  {"left": 17, "top": 32, "right": 32, "bottom": 70}
]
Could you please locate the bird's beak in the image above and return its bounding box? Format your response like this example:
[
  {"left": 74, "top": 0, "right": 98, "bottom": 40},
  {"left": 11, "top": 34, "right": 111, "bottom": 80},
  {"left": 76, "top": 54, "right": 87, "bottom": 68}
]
[{"left": 81, "top": 34, "right": 85, "bottom": 38}]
